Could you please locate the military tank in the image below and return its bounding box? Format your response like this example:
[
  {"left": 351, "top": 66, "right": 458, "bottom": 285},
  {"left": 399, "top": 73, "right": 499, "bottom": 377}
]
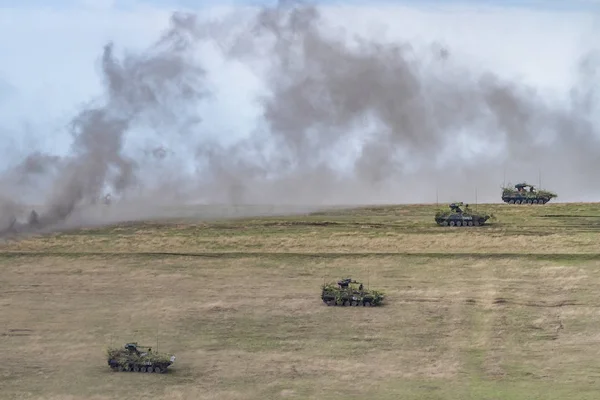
[
  {"left": 107, "top": 342, "right": 176, "bottom": 373},
  {"left": 501, "top": 183, "right": 557, "bottom": 204},
  {"left": 321, "top": 277, "right": 385, "bottom": 306},
  {"left": 435, "top": 202, "right": 491, "bottom": 227}
]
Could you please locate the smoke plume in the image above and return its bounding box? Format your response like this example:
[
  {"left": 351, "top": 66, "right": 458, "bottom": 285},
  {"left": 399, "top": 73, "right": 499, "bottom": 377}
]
[{"left": 0, "top": 1, "right": 599, "bottom": 235}]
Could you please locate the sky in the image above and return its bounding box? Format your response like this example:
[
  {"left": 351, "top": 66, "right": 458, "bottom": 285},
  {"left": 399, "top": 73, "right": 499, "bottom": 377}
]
[{"left": 0, "top": 0, "right": 599, "bottom": 210}]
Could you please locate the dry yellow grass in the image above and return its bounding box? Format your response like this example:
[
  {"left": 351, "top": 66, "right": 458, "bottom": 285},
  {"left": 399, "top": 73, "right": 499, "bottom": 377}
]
[
  {"left": 2, "top": 202, "right": 600, "bottom": 399},
  {"left": 5, "top": 230, "right": 597, "bottom": 254}
]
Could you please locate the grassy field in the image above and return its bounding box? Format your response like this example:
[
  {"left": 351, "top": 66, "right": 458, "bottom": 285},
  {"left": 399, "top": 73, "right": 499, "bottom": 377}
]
[{"left": 2, "top": 202, "right": 600, "bottom": 399}]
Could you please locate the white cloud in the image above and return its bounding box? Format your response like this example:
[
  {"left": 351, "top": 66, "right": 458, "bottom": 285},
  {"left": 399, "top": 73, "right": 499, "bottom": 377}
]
[{"left": 0, "top": 1, "right": 597, "bottom": 169}]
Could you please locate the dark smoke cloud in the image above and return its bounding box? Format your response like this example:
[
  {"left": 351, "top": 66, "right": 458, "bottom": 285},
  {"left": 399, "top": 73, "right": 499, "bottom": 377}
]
[
  {"left": 0, "top": 12, "right": 210, "bottom": 235},
  {"left": 197, "top": 1, "right": 599, "bottom": 204},
  {"left": 0, "top": 1, "right": 599, "bottom": 236}
]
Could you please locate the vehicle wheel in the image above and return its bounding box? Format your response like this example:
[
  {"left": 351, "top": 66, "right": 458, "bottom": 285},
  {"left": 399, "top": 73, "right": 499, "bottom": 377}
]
[
  {"left": 532, "top": 199, "right": 538, "bottom": 204},
  {"left": 467, "top": 221, "right": 473, "bottom": 226},
  {"left": 343, "top": 300, "right": 350, "bottom": 306},
  {"left": 508, "top": 200, "right": 515, "bottom": 204},
  {"left": 118, "top": 365, "right": 126, "bottom": 372},
  {"left": 154, "top": 366, "right": 162, "bottom": 373},
  {"left": 145, "top": 367, "right": 152, "bottom": 373},
  {"left": 364, "top": 301, "right": 371, "bottom": 307},
  {"left": 449, "top": 221, "right": 455, "bottom": 226},
  {"left": 140, "top": 367, "right": 147, "bottom": 372},
  {"left": 441, "top": 221, "right": 448, "bottom": 226},
  {"left": 527, "top": 199, "right": 533, "bottom": 204},
  {"left": 456, "top": 221, "right": 462, "bottom": 226},
  {"left": 351, "top": 301, "right": 358, "bottom": 306},
  {"left": 326, "top": 300, "right": 335, "bottom": 306}
]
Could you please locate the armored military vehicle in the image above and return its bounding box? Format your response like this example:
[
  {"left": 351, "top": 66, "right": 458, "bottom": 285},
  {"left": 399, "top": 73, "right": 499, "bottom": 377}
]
[
  {"left": 435, "top": 202, "right": 491, "bottom": 226},
  {"left": 107, "top": 342, "right": 176, "bottom": 373},
  {"left": 501, "top": 183, "right": 557, "bottom": 204},
  {"left": 321, "top": 277, "right": 385, "bottom": 306}
]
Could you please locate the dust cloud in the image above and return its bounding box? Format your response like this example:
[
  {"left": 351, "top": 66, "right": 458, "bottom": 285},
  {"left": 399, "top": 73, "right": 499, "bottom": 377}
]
[{"left": 0, "top": 1, "right": 598, "bottom": 236}]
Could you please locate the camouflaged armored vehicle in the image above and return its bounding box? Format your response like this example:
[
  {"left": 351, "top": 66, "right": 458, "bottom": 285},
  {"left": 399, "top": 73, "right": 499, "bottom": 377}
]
[
  {"left": 107, "top": 342, "right": 176, "bottom": 373},
  {"left": 435, "top": 202, "right": 492, "bottom": 226},
  {"left": 501, "top": 183, "right": 557, "bottom": 204},
  {"left": 321, "top": 277, "right": 385, "bottom": 306}
]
